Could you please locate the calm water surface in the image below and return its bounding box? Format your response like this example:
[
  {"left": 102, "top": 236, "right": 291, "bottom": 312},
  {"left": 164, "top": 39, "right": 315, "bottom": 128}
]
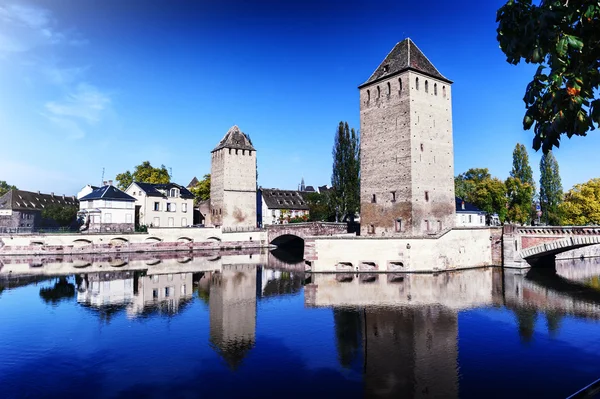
[{"left": 1, "top": 252, "right": 600, "bottom": 399}]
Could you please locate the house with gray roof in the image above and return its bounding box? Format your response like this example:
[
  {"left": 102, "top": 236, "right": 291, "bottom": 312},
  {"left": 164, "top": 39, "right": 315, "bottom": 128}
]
[
  {"left": 125, "top": 181, "right": 194, "bottom": 228},
  {"left": 0, "top": 189, "right": 78, "bottom": 232},
  {"left": 78, "top": 184, "right": 136, "bottom": 232},
  {"left": 257, "top": 188, "right": 310, "bottom": 226},
  {"left": 455, "top": 197, "right": 486, "bottom": 227}
]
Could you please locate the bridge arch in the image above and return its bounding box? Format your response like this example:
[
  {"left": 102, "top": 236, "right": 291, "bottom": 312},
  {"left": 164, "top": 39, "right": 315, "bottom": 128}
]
[
  {"left": 145, "top": 236, "right": 162, "bottom": 243},
  {"left": 110, "top": 237, "right": 128, "bottom": 246},
  {"left": 177, "top": 237, "right": 193, "bottom": 243},
  {"left": 73, "top": 238, "right": 93, "bottom": 247}
]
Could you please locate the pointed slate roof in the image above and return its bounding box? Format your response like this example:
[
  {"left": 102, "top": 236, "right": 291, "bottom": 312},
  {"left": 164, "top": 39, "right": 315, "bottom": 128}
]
[
  {"left": 79, "top": 185, "right": 136, "bottom": 202},
  {"left": 187, "top": 177, "right": 199, "bottom": 189},
  {"left": 212, "top": 125, "right": 256, "bottom": 153},
  {"left": 359, "top": 38, "right": 451, "bottom": 88}
]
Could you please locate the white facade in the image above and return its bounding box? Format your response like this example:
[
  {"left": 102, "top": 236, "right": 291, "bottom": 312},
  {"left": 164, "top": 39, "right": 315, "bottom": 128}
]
[
  {"left": 78, "top": 197, "right": 135, "bottom": 230},
  {"left": 455, "top": 212, "right": 486, "bottom": 227},
  {"left": 260, "top": 198, "right": 309, "bottom": 226},
  {"left": 126, "top": 183, "right": 194, "bottom": 228}
]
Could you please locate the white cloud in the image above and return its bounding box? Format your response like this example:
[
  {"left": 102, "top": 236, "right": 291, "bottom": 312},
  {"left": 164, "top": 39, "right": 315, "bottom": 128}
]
[{"left": 45, "top": 83, "right": 111, "bottom": 123}]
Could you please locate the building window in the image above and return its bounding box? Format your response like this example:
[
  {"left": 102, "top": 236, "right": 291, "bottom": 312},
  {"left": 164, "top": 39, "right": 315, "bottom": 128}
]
[
  {"left": 371, "top": 194, "right": 376, "bottom": 203},
  {"left": 425, "top": 220, "right": 430, "bottom": 231},
  {"left": 387, "top": 81, "right": 391, "bottom": 96},
  {"left": 377, "top": 85, "right": 380, "bottom": 99},
  {"left": 182, "top": 203, "right": 187, "bottom": 212},
  {"left": 443, "top": 86, "right": 446, "bottom": 98},
  {"left": 395, "top": 218, "right": 402, "bottom": 232},
  {"left": 181, "top": 285, "right": 187, "bottom": 295},
  {"left": 469, "top": 215, "right": 472, "bottom": 223},
  {"left": 168, "top": 217, "right": 174, "bottom": 227},
  {"left": 104, "top": 213, "right": 112, "bottom": 223},
  {"left": 425, "top": 80, "right": 429, "bottom": 93},
  {"left": 369, "top": 224, "right": 375, "bottom": 234},
  {"left": 153, "top": 217, "right": 160, "bottom": 227},
  {"left": 420, "top": 143, "right": 424, "bottom": 152},
  {"left": 480, "top": 215, "right": 483, "bottom": 224},
  {"left": 367, "top": 89, "right": 370, "bottom": 103},
  {"left": 416, "top": 77, "right": 419, "bottom": 90},
  {"left": 181, "top": 217, "right": 187, "bottom": 227},
  {"left": 154, "top": 202, "right": 160, "bottom": 211},
  {"left": 434, "top": 83, "right": 438, "bottom": 96},
  {"left": 398, "top": 78, "right": 402, "bottom": 96},
  {"left": 438, "top": 220, "right": 442, "bottom": 230},
  {"left": 236, "top": 149, "right": 238, "bottom": 155},
  {"left": 152, "top": 289, "right": 158, "bottom": 299},
  {"left": 391, "top": 191, "right": 396, "bottom": 202},
  {"left": 424, "top": 191, "right": 429, "bottom": 202},
  {"left": 126, "top": 214, "right": 132, "bottom": 223},
  {"left": 166, "top": 203, "right": 172, "bottom": 212},
  {"left": 165, "top": 287, "right": 171, "bottom": 298}
]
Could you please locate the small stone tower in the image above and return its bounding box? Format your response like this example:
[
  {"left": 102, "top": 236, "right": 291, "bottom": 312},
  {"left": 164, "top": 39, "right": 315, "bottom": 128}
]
[
  {"left": 359, "top": 38, "right": 455, "bottom": 237},
  {"left": 210, "top": 125, "right": 257, "bottom": 228}
]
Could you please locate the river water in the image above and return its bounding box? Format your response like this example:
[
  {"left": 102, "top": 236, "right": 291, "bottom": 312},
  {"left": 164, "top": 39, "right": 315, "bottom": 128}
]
[{"left": 1, "top": 251, "right": 599, "bottom": 398}]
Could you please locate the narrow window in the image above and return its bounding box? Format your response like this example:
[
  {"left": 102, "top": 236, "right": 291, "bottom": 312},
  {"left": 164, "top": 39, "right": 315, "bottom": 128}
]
[
  {"left": 443, "top": 86, "right": 446, "bottom": 98},
  {"left": 152, "top": 289, "right": 158, "bottom": 299},
  {"left": 377, "top": 86, "right": 380, "bottom": 99},
  {"left": 229, "top": 148, "right": 231, "bottom": 154},
  {"left": 469, "top": 215, "right": 472, "bottom": 223},
  {"left": 425, "top": 80, "right": 429, "bottom": 93},
  {"left": 391, "top": 191, "right": 396, "bottom": 202},
  {"left": 434, "top": 83, "right": 438, "bottom": 96},
  {"left": 235, "top": 149, "right": 238, "bottom": 154},
  {"left": 420, "top": 143, "right": 424, "bottom": 152},
  {"left": 369, "top": 224, "right": 375, "bottom": 234},
  {"left": 387, "top": 81, "right": 391, "bottom": 96},
  {"left": 372, "top": 194, "right": 376, "bottom": 203},
  {"left": 367, "top": 89, "right": 370, "bottom": 103},
  {"left": 438, "top": 220, "right": 442, "bottom": 230},
  {"left": 242, "top": 150, "right": 245, "bottom": 155},
  {"left": 395, "top": 218, "right": 402, "bottom": 232},
  {"left": 424, "top": 191, "right": 429, "bottom": 202},
  {"left": 425, "top": 220, "right": 430, "bottom": 231},
  {"left": 398, "top": 78, "right": 402, "bottom": 96},
  {"left": 416, "top": 77, "right": 419, "bottom": 90}
]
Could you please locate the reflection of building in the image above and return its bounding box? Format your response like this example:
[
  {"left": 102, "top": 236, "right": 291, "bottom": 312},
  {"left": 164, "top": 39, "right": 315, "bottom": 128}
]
[
  {"left": 77, "top": 271, "right": 134, "bottom": 306},
  {"left": 127, "top": 272, "right": 194, "bottom": 317},
  {"left": 259, "top": 268, "right": 303, "bottom": 298},
  {"left": 209, "top": 265, "right": 258, "bottom": 369}
]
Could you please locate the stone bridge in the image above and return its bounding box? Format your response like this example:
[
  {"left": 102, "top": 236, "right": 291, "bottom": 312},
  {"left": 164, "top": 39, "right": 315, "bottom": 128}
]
[
  {"left": 266, "top": 222, "right": 348, "bottom": 247},
  {"left": 503, "top": 225, "right": 600, "bottom": 268}
]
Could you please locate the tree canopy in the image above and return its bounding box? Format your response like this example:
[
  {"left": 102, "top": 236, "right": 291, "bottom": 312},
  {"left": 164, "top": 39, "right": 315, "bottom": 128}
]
[
  {"left": 539, "top": 151, "right": 563, "bottom": 225},
  {"left": 304, "top": 191, "right": 336, "bottom": 222},
  {"left": 189, "top": 174, "right": 211, "bottom": 204},
  {"left": 560, "top": 178, "right": 600, "bottom": 225},
  {"left": 0, "top": 181, "right": 17, "bottom": 197},
  {"left": 41, "top": 204, "right": 79, "bottom": 227},
  {"left": 506, "top": 143, "right": 536, "bottom": 224},
  {"left": 115, "top": 161, "right": 170, "bottom": 190},
  {"left": 455, "top": 168, "right": 508, "bottom": 222},
  {"left": 331, "top": 121, "right": 360, "bottom": 221},
  {"left": 497, "top": 0, "right": 600, "bottom": 153}
]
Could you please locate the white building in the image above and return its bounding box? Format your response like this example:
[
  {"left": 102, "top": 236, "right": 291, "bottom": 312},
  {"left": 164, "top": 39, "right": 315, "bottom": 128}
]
[
  {"left": 258, "top": 188, "right": 310, "bottom": 226},
  {"left": 78, "top": 184, "right": 136, "bottom": 232},
  {"left": 455, "top": 197, "right": 486, "bottom": 227},
  {"left": 125, "top": 182, "right": 194, "bottom": 228}
]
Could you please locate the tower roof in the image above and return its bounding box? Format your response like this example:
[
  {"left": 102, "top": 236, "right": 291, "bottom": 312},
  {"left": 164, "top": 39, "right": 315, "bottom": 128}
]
[
  {"left": 212, "top": 125, "right": 256, "bottom": 153},
  {"left": 359, "top": 38, "right": 452, "bottom": 88}
]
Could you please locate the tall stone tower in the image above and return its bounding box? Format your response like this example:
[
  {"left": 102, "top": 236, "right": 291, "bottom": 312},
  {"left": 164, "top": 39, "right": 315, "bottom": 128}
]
[
  {"left": 210, "top": 125, "right": 257, "bottom": 228},
  {"left": 359, "top": 38, "right": 455, "bottom": 237}
]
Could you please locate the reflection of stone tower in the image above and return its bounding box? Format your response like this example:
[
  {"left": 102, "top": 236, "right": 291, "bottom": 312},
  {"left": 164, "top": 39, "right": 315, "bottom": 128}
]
[
  {"left": 210, "top": 125, "right": 257, "bottom": 228},
  {"left": 209, "top": 265, "right": 257, "bottom": 369},
  {"left": 359, "top": 38, "right": 455, "bottom": 237},
  {"left": 362, "top": 307, "right": 458, "bottom": 399}
]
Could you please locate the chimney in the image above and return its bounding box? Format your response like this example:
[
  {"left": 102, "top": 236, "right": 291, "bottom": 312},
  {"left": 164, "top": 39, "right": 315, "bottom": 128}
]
[
  {"left": 62, "top": 194, "right": 65, "bottom": 200},
  {"left": 103, "top": 181, "right": 108, "bottom": 186},
  {"left": 51, "top": 192, "right": 54, "bottom": 197},
  {"left": 37, "top": 191, "right": 40, "bottom": 195},
  {"left": 108, "top": 180, "right": 113, "bottom": 186}
]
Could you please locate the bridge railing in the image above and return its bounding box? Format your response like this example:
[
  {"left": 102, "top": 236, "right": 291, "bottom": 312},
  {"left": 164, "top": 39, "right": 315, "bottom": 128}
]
[{"left": 517, "top": 226, "right": 600, "bottom": 235}]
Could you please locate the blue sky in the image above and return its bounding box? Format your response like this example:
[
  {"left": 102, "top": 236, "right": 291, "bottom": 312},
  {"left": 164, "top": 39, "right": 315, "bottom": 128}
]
[{"left": 0, "top": 0, "right": 598, "bottom": 195}]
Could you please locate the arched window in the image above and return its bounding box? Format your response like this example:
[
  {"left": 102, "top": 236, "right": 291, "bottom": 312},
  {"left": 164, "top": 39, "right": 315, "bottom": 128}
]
[
  {"left": 398, "top": 78, "right": 402, "bottom": 96},
  {"left": 443, "top": 86, "right": 446, "bottom": 98},
  {"left": 425, "top": 80, "right": 429, "bottom": 93},
  {"left": 415, "top": 77, "right": 419, "bottom": 90},
  {"left": 434, "top": 83, "right": 438, "bottom": 96},
  {"left": 377, "top": 86, "right": 380, "bottom": 99},
  {"left": 367, "top": 89, "right": 370, "bottom": 103},
  {"left": 387, "top": 81, "right": 391, "bottom": 96},
  {"left": 420, "top": 143, "right": 424, "bottom": 152}
]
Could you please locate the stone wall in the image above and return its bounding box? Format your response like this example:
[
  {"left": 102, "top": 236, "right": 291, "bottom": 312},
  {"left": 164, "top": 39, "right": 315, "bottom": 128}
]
[
  {"left": 359, "top": 70, "right": 454, "bottom": 237},
  {"left": 267, "top": 222, "right": 347, "bottom": 244}
]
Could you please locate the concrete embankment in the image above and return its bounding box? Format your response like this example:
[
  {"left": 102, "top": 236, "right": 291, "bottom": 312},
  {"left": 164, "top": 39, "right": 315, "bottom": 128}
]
[{"left": 0, "top": 227, "right": 269, "bottom": 256}]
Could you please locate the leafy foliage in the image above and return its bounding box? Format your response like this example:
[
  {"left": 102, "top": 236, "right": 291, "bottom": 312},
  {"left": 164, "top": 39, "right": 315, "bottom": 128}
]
[
  {"left": 189, "top": 174, "right": 211, "bottom": 203},
  {"left": 455, "top": 168, "right": 508, "bottom": 222},
  {"left": 115, "top": 161, "right": 170, "bottom": 190},
  {"left": 507, "top": 143, "right": 536, "bottom": 224},
  {"left": 539, "top": 151, "right": 563, "bottom": 224},
  {"left": 0, "top": 180, "right": 17, "bottom": 197},
  {"left": 41, "top": 204, "right": 79, "bottom": 227},
  {"left": 560, "top": 178, "right": 600, "bottom": 225},
  {"left": 304, "top": 191, "right": 336, "bottom": 222},
  {"left": 331, "top": 121, "right": 360, "bottom": 221},
  {"left": 497, "top": 0, "right": 600, "bottom": 153}
]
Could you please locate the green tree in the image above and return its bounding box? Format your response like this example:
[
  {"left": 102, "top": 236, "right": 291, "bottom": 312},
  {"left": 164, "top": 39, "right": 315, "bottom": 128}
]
[
  {"left": 559, "top": 178, "right": 600, "bottom": 225},
  {"left": 304, "top": 191, "right": 335, "bottom": 222},
  {"left": 455, "top": 168, "right": 508, "bottom": 222},
  {"left": 496, "top": 0, "right": 600, "bottom": 153},
  {"left": 505, "top": 176, "right": 535, "bottom": 224},
  {"left": 539, "top": 151, "right": 563, "bottom": 225},
  {"left": 189, "top": 174, "right": 211, "bottom": 203},
  {"left": 41, "top": 204, "right": 79, "bottom": 227},
  {"left": 0, "top": 181, "right": 17, "bottom": 197},
  {"left": 331, "top": 121, "right": 360, "bottom": 221},
  {"left": 115, "top": 161, "right": 170, "bottom": 190},
  {"left": 507, "top": 143, "right": 536, "bottom": 224}
]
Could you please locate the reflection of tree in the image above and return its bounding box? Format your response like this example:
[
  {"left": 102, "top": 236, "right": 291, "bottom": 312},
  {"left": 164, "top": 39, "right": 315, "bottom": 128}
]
[
  {"left": 513, "top": 307, "right": 538, "bottom": 343},
  {"left": 39, "top": 277, "right": 75, "bottom": 304},
  {"left": 545, "top": 311, "right": 563, "bottom": 337},
  {"left": 333, "top": 308, "right": 363, "bottom": 369}
]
